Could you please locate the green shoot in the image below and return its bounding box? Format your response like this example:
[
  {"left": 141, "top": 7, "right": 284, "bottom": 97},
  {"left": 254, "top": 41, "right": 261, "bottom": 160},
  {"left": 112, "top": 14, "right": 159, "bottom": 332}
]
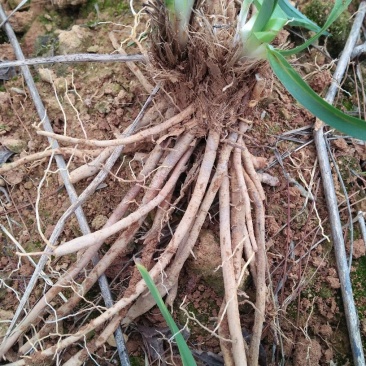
[
  {"left": 136, "top": 262, "right": 197, "bottom": 366},
  {"left": 164, "top": 0, "right": 194, "bottom": 49},
  {"left": 234, "top": 0, "right": 366, "bottom": 139},
  {"left": 277, "top": 0, "right": 327, "bottom": 33},
  {"left": 267, "top": 46, "right": 366, "bottom": 139},
  {"left": 279, "top": 0, "right": 351, "bottom": 56}
]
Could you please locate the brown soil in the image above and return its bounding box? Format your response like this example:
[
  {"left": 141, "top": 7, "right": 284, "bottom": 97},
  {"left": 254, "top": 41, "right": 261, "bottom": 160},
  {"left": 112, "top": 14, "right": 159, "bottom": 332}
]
[{"left": 0, "top": 0, "right": 366, "bottom": 365}]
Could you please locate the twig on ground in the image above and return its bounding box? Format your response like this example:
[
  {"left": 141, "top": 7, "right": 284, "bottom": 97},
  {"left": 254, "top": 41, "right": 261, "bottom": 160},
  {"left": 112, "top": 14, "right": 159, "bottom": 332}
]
[
  {"left": 0, "top": 53, "right": 146, "bottom": 69},
  {"left": 313, "top": 2, "right": 366, "bottom": 365}
]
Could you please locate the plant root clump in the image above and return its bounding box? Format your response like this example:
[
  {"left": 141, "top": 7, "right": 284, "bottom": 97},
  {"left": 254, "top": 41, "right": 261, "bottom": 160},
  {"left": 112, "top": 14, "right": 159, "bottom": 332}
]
[{"left": 148, "top": 2, "right": 261, "bottom": 134}]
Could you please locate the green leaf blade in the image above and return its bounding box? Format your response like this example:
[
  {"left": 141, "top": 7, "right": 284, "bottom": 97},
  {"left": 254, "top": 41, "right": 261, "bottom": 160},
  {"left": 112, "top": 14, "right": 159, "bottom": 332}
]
[
  {"left": 136, "top": 263, "right": 197, "bottom": 366},
  {"left": 277, "top": 0, "right": 325, "bottom": 33},
  {"left": 279, "top": 0, "right": 351, "bottom": 56},
  {"left": 252, "top": 0, "right": 279, "bottom": 32},
  {"left": 266, "top": 47, "right": 366, "bottom": 140}
]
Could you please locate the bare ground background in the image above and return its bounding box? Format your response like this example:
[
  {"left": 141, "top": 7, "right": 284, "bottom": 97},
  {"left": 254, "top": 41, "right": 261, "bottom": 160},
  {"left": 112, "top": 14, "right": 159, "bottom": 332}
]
[{"left": 0, "top": 0, "right": 366, "bottom": 364}]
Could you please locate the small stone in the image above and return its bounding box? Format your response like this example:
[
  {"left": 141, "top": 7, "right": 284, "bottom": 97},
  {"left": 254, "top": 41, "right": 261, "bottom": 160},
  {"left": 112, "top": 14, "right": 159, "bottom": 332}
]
[
  {"left": 91, "top": 215, "right": 108, "bottom": 230},
  {"left": 0, "top": 93, "right": 10, "bottom": 112},
  {"left": 44, "top": 24, "right": 53, "bottom": 32},
  {"left": 38, "top": 68, "right": 57, "bottom": 84},
  {"left": 0, "top": 179, "right": 5, "bottom": 187},
  {"left": 57, "top": 25, "right": 92, "bottom": 54},
  {"left": 87, "top": 45, "right": 99, "bottom": 53},
  {"left": 350, "top": 239, "right": 366, "bottom": 259},
  {"left": 6, "top": 10, "right": 34, "bottom": 32},
  {"left": 23, "top": 181, "right": 33, "bottom": 190},
  {"left": 3, "top": 169, "right": 24, "bottom": 185},
  {"left": 106, "top": 335, "right": 117, "bottom": 347},
  {"left": 1, "top": 138, "right": 26, "bottom": 154},
  {"left": 104, "top": 83, "right": 121, "bottom": 96},
  {"left": 326, "top": 276, "right": 340, "bottom": 289},
  {"left": 319, "top": 324, "right": 333, "bottom": 337}
]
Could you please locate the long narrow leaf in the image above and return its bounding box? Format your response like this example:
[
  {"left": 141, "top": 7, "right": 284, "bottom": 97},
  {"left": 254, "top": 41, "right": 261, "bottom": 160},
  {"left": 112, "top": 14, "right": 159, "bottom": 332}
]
[
  {"left": 279, "top": 0, "right": 351, "bottom": 56},
  {"left": 278, "top": 0, "right": 326, "bottom": 33},
  {"left": 136, "top": 263, "right": 197, "bottom": 366},
  {"left": 252, "top": 0, "right": 278, "bottom": 32},
  {"left": 266, "top": 46, "right": 366, "bottom": 140}
]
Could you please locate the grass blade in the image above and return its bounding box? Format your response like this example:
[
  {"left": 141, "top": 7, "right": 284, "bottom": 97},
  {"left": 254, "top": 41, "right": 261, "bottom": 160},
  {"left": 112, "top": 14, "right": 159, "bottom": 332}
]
[
  {"left": 252, "top": 0, "right": 279, "bottom": 33},
  {"left": 267, "top": 46, "right": 366, "bottom": 140},
  {"left": 279, "top": 0, "right": 351, "bottom": 56},
  {"left": 277, "top": 0, "right": 325, "bottom": 33},
  {"left": 136, "top": 262, "right": 197, "bottom": 366}
]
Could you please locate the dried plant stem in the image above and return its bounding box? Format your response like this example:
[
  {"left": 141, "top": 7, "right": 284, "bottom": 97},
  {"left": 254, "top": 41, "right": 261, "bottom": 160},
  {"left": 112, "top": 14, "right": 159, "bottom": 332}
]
[
  {"left": 241, "top": 145, "right": 265, "bottom": 201},
  {"left": 220, "top": 173, "right": 247, "bottom": 366},
  {"left": 37, "top": 104, "right": 195, "bottom": 147},
  {"left": 242, "top": 170, "right": 266, "bottom": 366},
  {"left": 50, "top": 137, "right": 191, "bottom": 317},
  {"left": 0, "top": 148, "right": 103, "bottom": 174},
  {"left": 58, "top": 130, "right": 221, "bottom": 363},
  {"left": 0, "top": 53, "right": 146, "bottom": 69},
  {"left": 139, "top": 191, "right": 174, "bottom": 267},
  {"left": 170, "top": 132, "right": 237, "bottom": 279},
  {"left": 68, "top": 146, "right": 116, "bottom": 184},
  {"left": 72, "top": 131, "right": 222, "bottom": 362}
]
